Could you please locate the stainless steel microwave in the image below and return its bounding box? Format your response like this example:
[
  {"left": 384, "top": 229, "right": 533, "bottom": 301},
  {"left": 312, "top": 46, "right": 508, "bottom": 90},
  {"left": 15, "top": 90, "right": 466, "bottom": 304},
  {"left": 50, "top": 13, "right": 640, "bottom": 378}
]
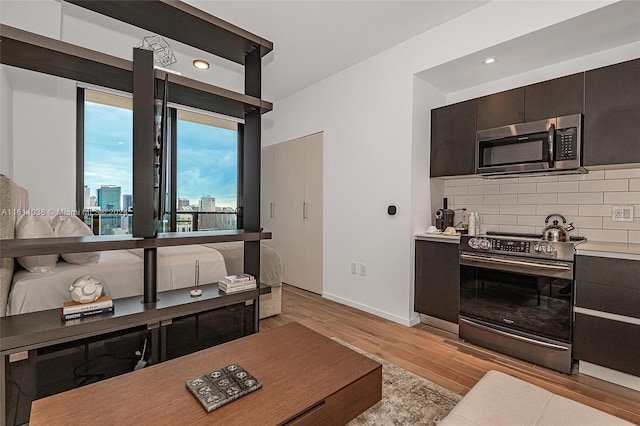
[{"left": 476, "top": 113, "right": 583, "bottom": 177}]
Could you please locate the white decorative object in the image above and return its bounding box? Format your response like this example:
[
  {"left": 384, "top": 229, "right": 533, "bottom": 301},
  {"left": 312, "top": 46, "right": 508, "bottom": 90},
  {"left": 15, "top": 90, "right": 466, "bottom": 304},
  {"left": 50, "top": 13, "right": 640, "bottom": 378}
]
[{"left": 69, "top": 275, "right": 104, "bottom": 303}]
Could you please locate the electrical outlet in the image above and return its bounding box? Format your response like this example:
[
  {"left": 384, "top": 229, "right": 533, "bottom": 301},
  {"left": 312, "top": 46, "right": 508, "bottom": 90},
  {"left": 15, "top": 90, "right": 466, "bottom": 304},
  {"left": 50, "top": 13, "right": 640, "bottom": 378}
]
[
  {"left": 612, "top": 205, "right": 634, "bottom": 222},
  {"left": 350, "top": 261, "right": 357, "bottom": 274},
  {"left": 359, "top": 263, "right": 367, "bottom": 277}
]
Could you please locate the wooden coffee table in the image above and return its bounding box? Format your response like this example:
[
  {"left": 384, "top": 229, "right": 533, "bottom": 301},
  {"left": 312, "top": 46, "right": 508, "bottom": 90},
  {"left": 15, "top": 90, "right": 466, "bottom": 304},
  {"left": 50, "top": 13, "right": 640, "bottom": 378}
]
[{"left": 29, "top": 322, "right": 382, "bottom": 425}]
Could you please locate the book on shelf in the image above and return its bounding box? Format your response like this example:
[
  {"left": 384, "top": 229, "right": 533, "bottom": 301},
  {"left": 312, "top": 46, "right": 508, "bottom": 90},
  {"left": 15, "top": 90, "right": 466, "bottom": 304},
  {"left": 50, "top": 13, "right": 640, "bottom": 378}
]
[
  {"left": 62, "top": 295, "right": 113, "bottom": 315},
  {"left": 218, "top": 281, "right": 257, "bottom": 293},
  {"left": 219, "top": 274, "right": 255, "bottom": 285},
  {"left": 62, "top": 306, "right": 114, "bottom": 321}
]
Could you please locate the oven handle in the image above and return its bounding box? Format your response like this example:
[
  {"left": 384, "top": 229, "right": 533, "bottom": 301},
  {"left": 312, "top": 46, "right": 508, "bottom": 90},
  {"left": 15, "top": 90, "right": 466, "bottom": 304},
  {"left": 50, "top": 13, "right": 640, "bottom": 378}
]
[
  {"left": 460, "top": 253, "right": 571, "bottom": 271},
  {"left": 460, "top": 318, "right": 569, "bottom": 351}
]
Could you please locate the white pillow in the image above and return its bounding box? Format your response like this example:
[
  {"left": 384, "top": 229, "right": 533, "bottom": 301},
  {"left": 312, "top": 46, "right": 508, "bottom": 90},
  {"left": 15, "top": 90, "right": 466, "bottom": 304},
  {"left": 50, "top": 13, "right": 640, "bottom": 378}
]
[
  {"left": 15, "top": 215, "right": 58, "bottom": 273},
  {"left": 52, "top": 215, "right": 101, "bottom": 264}
]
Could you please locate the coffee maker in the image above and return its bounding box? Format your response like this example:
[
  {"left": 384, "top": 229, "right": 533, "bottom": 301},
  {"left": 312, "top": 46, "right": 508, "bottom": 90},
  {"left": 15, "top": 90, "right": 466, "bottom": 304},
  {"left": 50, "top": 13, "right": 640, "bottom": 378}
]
[{"left": 435, "top": 198, "right": 455, "bottom": 231}]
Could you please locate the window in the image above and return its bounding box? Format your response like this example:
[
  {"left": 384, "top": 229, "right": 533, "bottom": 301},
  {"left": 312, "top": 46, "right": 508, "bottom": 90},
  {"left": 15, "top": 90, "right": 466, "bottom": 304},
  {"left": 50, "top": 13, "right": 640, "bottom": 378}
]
[
  {"left": 176, "top": 110, "right": 238, "bottom": 232},
  {"left": 83, "top": 90, "right": 133, "bottom": 235},
  {"left": 80, "top": 89, "right": 239, "bottom": 234}
]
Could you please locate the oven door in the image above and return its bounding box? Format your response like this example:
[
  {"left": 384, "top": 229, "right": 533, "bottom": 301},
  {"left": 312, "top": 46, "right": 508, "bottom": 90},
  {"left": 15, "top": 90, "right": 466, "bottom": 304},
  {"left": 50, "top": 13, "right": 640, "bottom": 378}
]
[{"left": 459, "top": 252, "right": 573, "bottom": 343}]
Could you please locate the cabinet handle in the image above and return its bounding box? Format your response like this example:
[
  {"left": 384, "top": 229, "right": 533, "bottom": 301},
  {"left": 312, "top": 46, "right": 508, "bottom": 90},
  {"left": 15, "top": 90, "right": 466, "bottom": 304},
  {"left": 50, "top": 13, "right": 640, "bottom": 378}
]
[
  {"left": 303, "top": 202, "right": 307, "bottom": 219},
  {"left": 270, "top": 202, "right": 274, "bottom": 218}
]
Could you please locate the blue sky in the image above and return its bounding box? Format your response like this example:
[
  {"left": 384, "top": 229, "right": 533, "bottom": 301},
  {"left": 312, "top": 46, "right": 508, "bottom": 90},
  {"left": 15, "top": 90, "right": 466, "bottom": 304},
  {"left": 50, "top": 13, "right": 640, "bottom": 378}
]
[{"left": 84, "top": 102, "right": 238, "bottom": 209}]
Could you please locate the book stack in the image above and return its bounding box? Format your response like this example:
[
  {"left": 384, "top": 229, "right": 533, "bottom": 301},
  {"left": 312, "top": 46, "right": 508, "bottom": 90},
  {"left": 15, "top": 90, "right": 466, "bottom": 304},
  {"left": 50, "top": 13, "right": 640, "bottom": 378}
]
[
  {"left": 61, "top": 295, "right": 114, "bottom": 321},
  {"left": 218, "top": 274, "right": 257, "bottom": 294}
]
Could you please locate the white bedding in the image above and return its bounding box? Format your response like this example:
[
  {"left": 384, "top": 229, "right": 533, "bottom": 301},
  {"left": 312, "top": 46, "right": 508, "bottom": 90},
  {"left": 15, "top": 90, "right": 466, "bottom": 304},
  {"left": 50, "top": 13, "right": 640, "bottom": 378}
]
[{"left": 7, "top": 245, "right": 229, "bottom": 315}]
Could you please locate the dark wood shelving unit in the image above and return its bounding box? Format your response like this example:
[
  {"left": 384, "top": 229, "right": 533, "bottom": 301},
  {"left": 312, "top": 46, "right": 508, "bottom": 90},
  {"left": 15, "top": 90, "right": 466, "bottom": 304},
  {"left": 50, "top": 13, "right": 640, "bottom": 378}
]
[
  {"left": 0, "top": 25, "right": 272, "bottom": 120},
  {"left": 0, "top": 283, "right": 268, "bottom": 354},
  {"left": 66, "top": 0, "right": 273, "bottom": 64},
  {"left": 1, "top": 2, "right": 272, "bottom": 423},
  {"left": 0, "top": 230, "right": 272, "bottom": 258}
]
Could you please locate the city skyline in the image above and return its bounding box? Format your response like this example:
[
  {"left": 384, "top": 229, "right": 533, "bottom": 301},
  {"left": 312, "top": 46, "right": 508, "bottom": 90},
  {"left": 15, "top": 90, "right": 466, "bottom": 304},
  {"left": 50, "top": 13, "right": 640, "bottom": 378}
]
[{"left": 84, "top": 100, "right": 238, "bottom": 209}]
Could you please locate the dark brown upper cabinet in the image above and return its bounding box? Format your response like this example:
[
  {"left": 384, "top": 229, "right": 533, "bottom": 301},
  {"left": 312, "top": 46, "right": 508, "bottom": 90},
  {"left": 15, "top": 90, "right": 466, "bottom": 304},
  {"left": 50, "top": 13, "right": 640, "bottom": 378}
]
[
  {"left": 430, "top": 99, "right": 476, "bottom": 177},
  {"left": 525, "top": 73, "right": 584, "bottom": 122},
  {"left": 584, "top": 58, "right": 640, "bottom": 166},
  {"left": 476, "top": 73, "right": 585, "bottom": 131},
  {"left": 476, "top": 87, "right": 524, "bottom": 130}
]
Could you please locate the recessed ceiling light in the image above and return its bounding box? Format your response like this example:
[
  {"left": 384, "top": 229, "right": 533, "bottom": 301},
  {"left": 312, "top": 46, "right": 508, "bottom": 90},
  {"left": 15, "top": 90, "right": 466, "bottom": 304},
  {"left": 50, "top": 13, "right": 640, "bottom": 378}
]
[
  {"left": 483, "top": 57, "right": 496, "bottom": 65},
  {"left": 193, "top": 59, "right": 210, "bottom": 70}
]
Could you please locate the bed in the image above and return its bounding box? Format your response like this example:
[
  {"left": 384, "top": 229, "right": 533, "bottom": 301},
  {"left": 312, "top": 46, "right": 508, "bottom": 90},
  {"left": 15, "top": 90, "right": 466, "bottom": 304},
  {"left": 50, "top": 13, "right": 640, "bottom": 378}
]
[{"left": 0, "top": 175, "right": 282, "bottom": 319}]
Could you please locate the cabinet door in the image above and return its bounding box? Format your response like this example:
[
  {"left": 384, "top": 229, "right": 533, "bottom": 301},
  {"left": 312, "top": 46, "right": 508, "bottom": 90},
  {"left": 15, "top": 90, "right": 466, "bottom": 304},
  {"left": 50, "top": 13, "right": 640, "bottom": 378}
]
[
  {"left": 303, "top": 133, "right": 323, "bottom": 295},
  {"left": 584, "top": 58, "right": 640, "bottom": 166},
  {"left": 430, "top": 100, "right": 476, "bottom": 177},
  {"left": 476, "top": 87, "right": 524, "bottom": 130},
  {"left": 261, "top": 145, "right": 276, "bottom": 249},
  {"left": 414, "top": 240, "right": 459, "bottom": 323},
  {"left": 273, "top": 140, "right": 306, "bottom": 288},
  {"left": 525, "top": 73, "right": 584, "bottom": 122}
]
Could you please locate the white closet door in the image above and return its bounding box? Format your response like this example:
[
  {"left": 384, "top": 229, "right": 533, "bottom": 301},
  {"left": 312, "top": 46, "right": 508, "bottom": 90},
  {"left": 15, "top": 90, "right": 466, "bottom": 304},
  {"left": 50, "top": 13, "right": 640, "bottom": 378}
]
[
  {"left": 273, "top": 140, "right": 306, "bottom": 288},
  {"left": 261, "top": 145, "right": 276, "bottom": 251},
  {"left": 303, "top": 133, "right": 323, "bottom": 294}
]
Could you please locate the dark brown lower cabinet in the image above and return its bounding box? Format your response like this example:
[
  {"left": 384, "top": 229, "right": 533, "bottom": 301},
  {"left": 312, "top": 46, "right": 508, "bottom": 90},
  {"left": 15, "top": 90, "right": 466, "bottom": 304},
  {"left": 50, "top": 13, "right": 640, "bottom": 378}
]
[
  {"left": 573, "top": 313, "right": 640, "bottom": 377},
  {"left": 414, "top": 239, "right": 459, "bottom": 324},
  {"left": 574, "top": 254, "right": 640, "bottom": 377}
]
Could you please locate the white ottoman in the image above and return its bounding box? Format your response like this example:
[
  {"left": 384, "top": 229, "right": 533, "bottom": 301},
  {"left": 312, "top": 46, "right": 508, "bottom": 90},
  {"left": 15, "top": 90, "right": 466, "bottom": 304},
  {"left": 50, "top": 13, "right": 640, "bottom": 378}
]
[{"left": 439, "top": 370, "right": 633, "bottom": 425}]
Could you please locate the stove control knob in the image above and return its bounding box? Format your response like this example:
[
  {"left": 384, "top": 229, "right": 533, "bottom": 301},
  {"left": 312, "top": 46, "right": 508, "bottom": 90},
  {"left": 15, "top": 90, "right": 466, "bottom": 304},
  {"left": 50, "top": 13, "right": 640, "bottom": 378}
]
[
  {"left": 534, "top": 243, "right": 543, "bottom": 253},
  {"left": 468, "top": 238, "right": 479, "bottom": 249},
  {"left": 542, "top": 244, "right": 557, "bottom": 256},
  {"left": 479, "top": 239, "right": 491, "bottom": 250}
]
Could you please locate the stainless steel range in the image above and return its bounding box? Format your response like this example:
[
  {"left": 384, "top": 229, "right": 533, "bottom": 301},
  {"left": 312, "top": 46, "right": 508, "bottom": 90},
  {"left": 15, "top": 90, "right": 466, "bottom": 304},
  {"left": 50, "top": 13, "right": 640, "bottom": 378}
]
[{"left": 459, "top": 232, "right": 585, "bottom": 373}]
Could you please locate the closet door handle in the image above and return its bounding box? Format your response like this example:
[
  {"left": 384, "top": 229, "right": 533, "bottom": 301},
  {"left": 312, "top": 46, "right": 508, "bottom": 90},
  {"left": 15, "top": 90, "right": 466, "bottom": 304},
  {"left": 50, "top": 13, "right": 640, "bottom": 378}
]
[{"left": 303, "top": 202, "right": 307, "bottom": 219}]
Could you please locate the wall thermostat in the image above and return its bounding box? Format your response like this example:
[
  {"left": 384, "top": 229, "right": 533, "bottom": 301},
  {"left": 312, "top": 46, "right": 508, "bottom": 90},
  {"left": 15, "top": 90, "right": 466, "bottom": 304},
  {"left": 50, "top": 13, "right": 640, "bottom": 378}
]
[{"left": 387, "top": 205, "right": 397, "bottom": 216}]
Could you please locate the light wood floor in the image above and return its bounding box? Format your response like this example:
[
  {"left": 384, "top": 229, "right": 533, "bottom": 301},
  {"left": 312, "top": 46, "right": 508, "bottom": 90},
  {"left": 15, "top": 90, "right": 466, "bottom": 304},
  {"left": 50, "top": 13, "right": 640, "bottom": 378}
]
[{"left": 260, "top": 284, "right": 640, "bottom": 424}]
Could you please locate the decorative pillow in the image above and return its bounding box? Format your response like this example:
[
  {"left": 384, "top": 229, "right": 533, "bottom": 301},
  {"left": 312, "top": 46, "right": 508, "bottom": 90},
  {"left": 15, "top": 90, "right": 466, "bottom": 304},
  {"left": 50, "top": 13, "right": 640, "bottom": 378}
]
[
  {"left": 51, "top": 215, "right": 101, "bottom": 264},
  {"left": 15, "top": 215, "right": 58, "bottom": 273}
]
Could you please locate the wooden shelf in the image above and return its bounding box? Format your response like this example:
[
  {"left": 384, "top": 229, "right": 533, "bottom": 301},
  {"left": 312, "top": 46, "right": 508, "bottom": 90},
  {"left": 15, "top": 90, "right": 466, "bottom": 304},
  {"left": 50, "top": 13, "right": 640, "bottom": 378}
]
[
  {"left": 0, "top": 283, "right": 259, "bottom": 354},
  {"left": 0, "top": 25, "right": 273, "bottom": 118},
  {"left": 0, "top": 230, "right": 272, "bottom": 258},
  {"left": 66, "top": 0, "right": 273, "bottom": 65}
]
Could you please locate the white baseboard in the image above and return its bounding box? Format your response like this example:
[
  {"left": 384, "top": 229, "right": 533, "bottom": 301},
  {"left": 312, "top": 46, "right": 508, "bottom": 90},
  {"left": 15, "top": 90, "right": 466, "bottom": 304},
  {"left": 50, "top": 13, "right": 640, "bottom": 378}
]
[
  {"left": 579, "top": 361, "right": 640, "bottom": 392},
  {"left": 322, "top": 291, "right": 420, "bottom": 327}
]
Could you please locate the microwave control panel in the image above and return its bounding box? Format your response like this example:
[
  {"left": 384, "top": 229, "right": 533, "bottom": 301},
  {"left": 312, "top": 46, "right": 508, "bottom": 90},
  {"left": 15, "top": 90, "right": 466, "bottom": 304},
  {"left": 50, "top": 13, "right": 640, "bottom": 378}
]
[{"left": 556, "top": 127, "right": 577, "bottom": 160}]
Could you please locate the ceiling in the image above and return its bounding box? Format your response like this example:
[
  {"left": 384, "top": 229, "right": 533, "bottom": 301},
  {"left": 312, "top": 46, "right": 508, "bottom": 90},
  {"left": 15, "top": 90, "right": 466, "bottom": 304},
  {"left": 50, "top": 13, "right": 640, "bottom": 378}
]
[
  {"left": 184, "top": 1, "right": 639, "bottom": 102},
  {"left": 418, "top": 0, "right": 640, "bottom": 94},
  {"left": 185, "top": 1, "right": 487, "bottom": 101}
]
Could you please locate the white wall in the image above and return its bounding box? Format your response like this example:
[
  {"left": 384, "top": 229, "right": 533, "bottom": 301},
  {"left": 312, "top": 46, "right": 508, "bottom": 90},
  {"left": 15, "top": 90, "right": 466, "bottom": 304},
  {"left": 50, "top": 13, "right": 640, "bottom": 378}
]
[
  {"left": 262, "top": 1, "right": 617, "bottom": 326},
  {"left": 12, "top": 72, "right": 77, "bottom": 211}
]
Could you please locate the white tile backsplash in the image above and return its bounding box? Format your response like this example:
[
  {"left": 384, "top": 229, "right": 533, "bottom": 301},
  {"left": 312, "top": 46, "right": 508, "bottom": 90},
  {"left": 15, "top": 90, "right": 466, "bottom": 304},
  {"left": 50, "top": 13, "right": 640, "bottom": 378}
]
[
  {"left": 439, "top": 166, "right": 640, "bottom": 243},
  {"left": 500, "top": 183, "right": 537, "bottom": 194},
  {"left": 580, "top": 179, "right": 629, "bottom": 192},
  {"left": 537, "top": 181, "right": 579, "bottom": 193}
]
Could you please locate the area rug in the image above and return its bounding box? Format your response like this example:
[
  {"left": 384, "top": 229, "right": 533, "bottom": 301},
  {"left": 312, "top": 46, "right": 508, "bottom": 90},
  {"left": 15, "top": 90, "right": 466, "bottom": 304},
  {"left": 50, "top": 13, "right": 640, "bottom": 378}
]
[{"left": 332, "top": 338, "right": 462, "bottom": 425}]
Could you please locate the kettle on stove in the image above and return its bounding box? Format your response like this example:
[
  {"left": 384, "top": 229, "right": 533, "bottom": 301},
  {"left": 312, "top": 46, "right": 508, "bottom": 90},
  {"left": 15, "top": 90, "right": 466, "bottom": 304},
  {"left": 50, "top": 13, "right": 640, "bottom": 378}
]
[{"left": 542, "top": 214, "right": 575, "bottom": 242}]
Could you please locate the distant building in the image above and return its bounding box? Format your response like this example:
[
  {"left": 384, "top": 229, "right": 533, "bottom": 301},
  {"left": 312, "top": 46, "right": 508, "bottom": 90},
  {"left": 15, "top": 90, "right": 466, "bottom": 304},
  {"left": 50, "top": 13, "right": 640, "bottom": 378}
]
[
  {"left": 97, "top": 185, "right": 121, "bottom": 211},
  {"left": 123, "top": 194, "right": 133, "bottom": 211},
  {"left": 178, "top": 198, "right": 190, "bottom": 210},
  {"left": 89, "top": 196, "right": 97, "bottom": 207},
  {"left": 84, "top": 186, "right": 91, "bottom": 208},
  {"left": 199, "top": 195, "right": 216, "bottom": 230}
]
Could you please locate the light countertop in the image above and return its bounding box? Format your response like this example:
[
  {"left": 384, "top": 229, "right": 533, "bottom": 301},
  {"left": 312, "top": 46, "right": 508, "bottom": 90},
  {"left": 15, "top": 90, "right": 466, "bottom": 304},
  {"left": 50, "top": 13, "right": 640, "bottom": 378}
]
[
  {"left": 415, "top": 233, "right": 461, "bottom": 243},
  {"left": 576, "top": 241, "right": 640, "bottom": 260}
]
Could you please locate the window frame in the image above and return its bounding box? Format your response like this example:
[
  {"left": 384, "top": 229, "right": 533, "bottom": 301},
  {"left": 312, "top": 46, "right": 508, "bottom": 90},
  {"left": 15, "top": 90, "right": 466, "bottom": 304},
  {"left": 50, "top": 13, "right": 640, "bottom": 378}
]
[{"left": 76, "top": 87, "right": 244, "bottom": 234}]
